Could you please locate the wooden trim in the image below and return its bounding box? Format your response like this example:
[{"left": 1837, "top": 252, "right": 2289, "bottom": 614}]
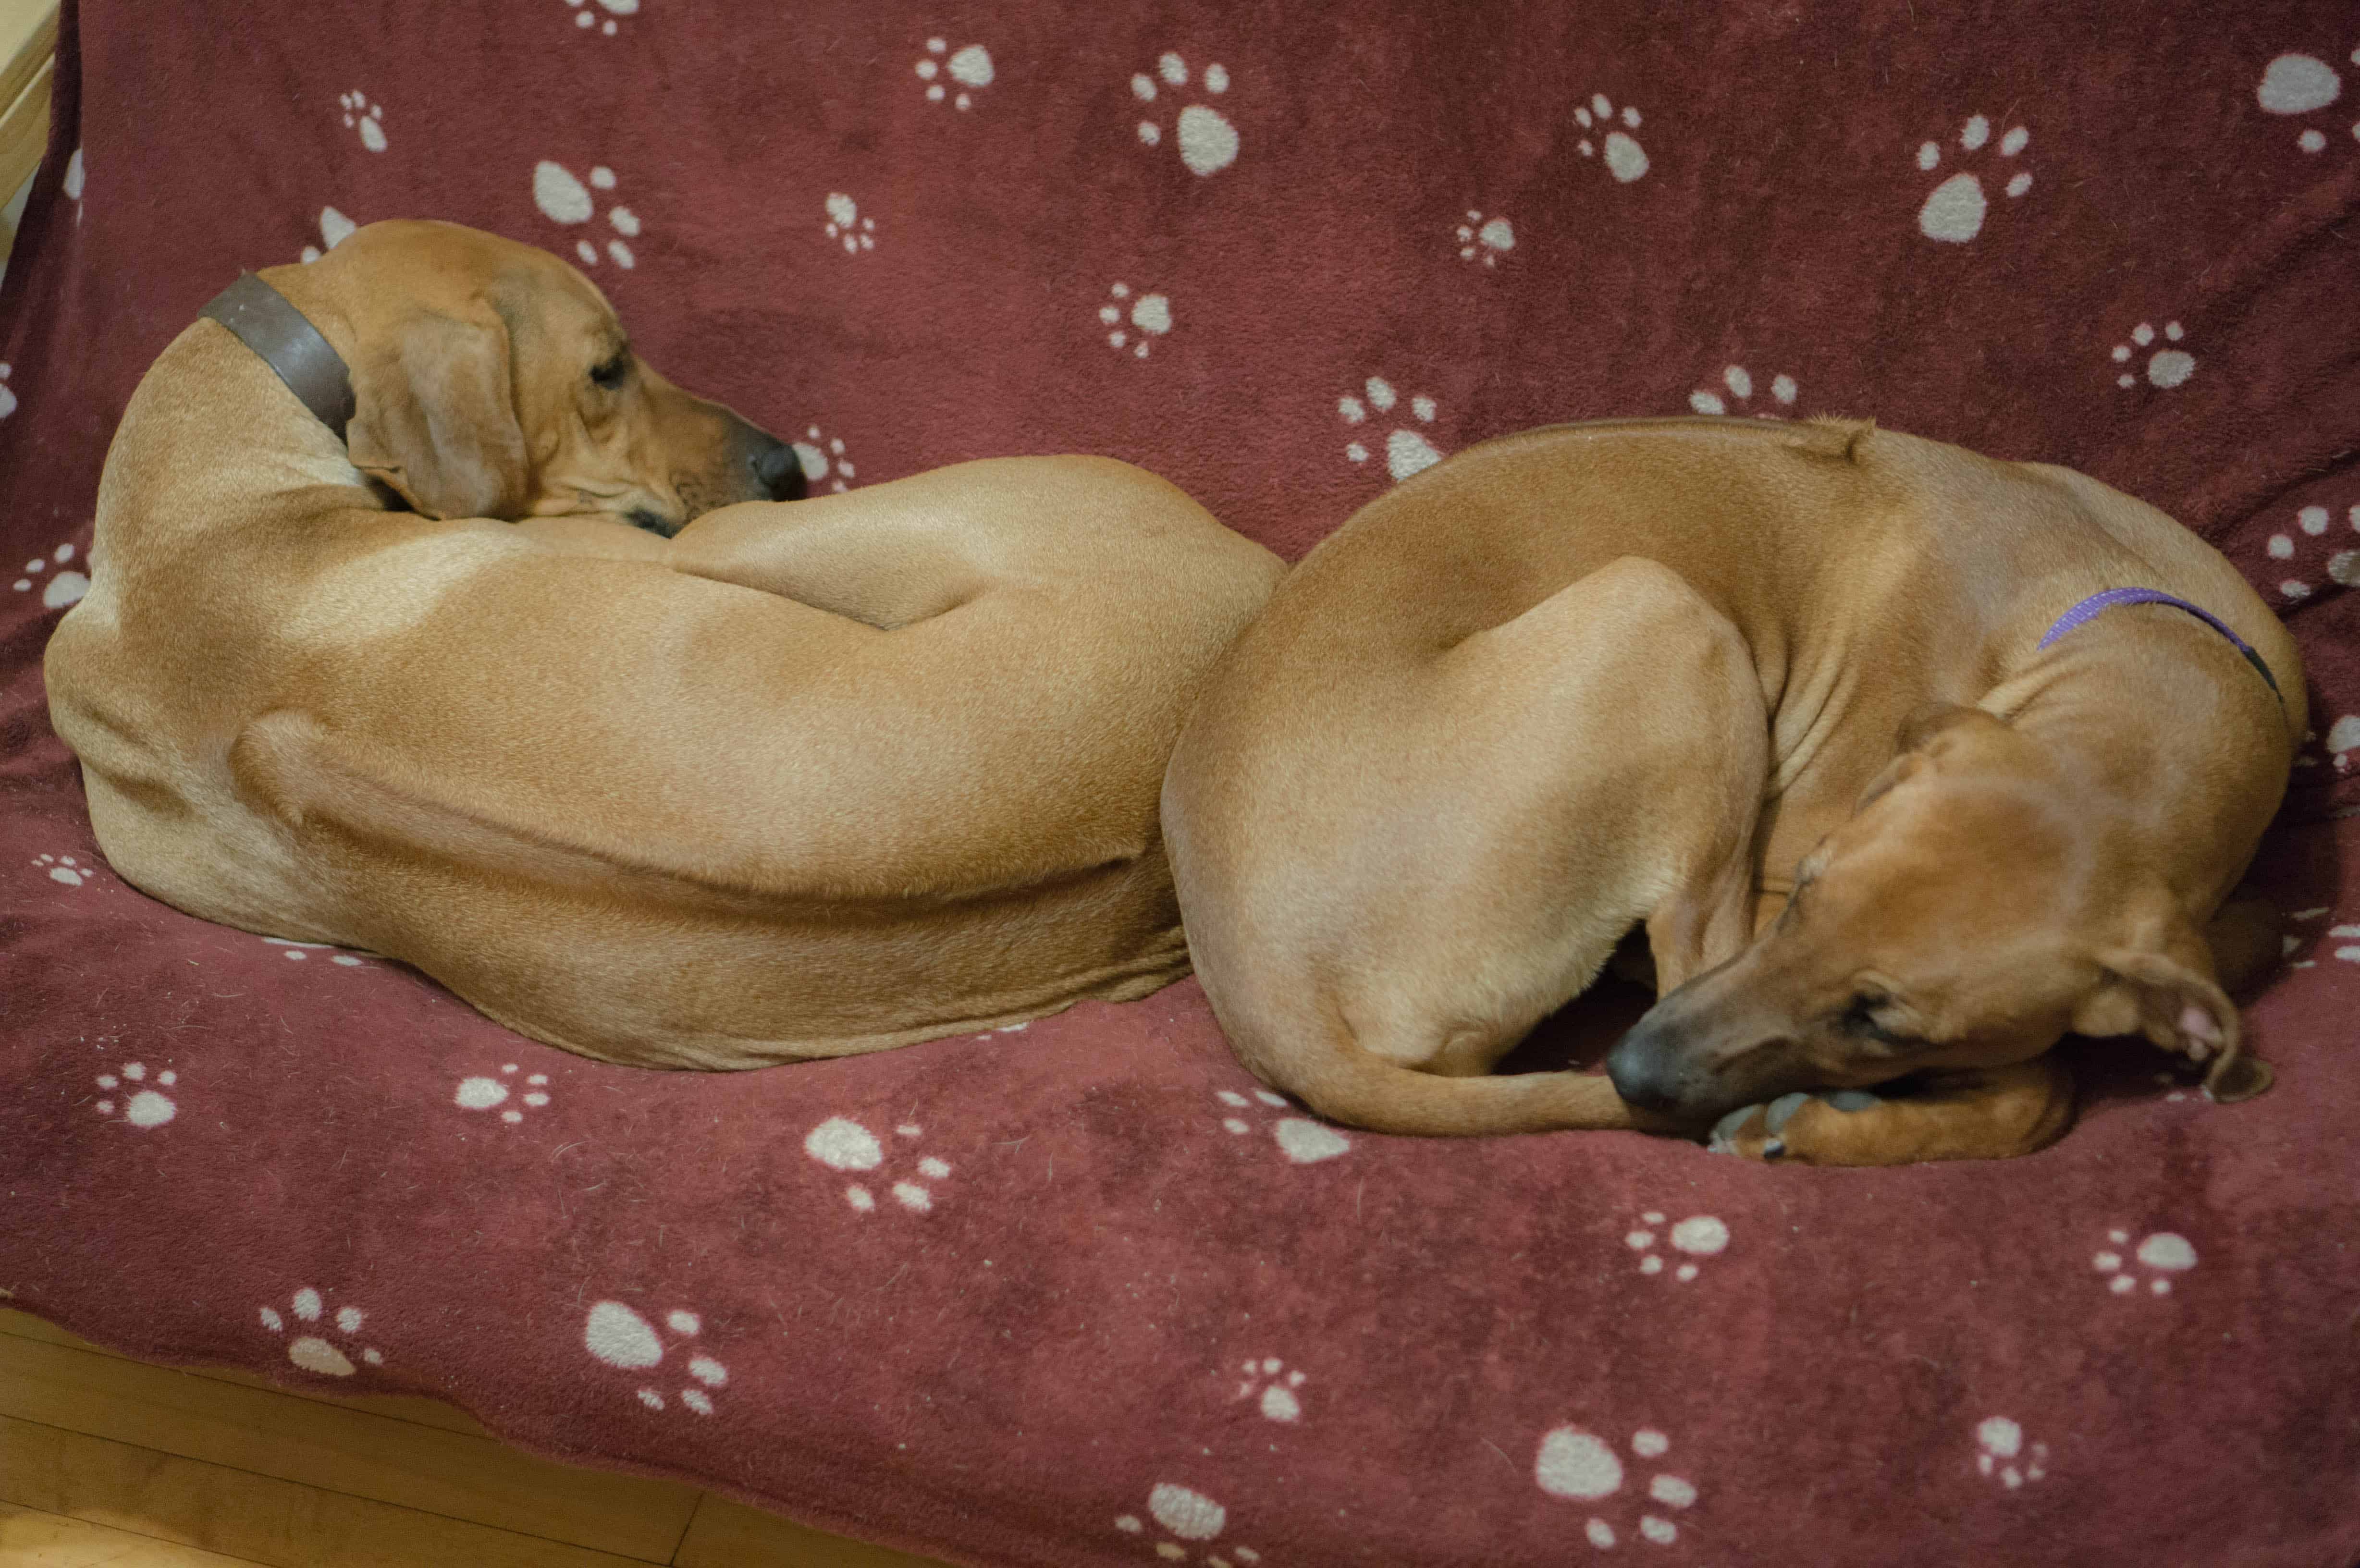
[{"left": 0, "top": 0, "right": 58, "bottom": 201}]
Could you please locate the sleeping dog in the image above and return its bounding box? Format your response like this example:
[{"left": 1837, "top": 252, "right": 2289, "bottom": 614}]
[
  {"left": 1161, "top": 417, "right": 2296, "bottom": 1164},
  {"left": 47, "top": 220, "right": 1282, "bottom": 1067}
]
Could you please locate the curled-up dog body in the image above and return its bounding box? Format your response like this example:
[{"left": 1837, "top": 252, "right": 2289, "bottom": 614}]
[
  {"left": 47, "top": 220, "right": 1283, "bottom": 1068},
  {"left": 1162, "top": 416, "right": 2299, "bottom": 1164}
]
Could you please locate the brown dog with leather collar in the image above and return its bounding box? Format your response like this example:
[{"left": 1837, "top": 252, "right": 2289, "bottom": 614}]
[
  {"left": 47, "top": 220, "right": 1282, "bottom": 1067},
  {"left": 1161, "top": 416, "right": 2298, "bottom": 1164}
]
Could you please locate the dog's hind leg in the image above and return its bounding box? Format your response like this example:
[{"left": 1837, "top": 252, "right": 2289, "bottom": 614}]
[{"left": 1233, "top": 556, "right": 1770, "bottom": 1137}]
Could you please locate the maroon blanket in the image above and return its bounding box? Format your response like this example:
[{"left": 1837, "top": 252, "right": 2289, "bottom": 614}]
[{"left": 5, "top": 3, "right": 2359, "bottom": 1565}]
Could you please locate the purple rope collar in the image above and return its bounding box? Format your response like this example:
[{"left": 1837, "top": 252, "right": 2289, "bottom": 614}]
[{"left": 2035, "top": 588, "right": 2282, "bottom": 703}]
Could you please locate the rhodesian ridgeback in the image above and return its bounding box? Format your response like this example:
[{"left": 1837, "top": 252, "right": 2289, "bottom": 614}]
[
  {"left": 46, "top": 220, "right": 1281, "bottom": 1067},
  {"left": 1161, "top": 416, "right": 2299, "bottom": 1164}
]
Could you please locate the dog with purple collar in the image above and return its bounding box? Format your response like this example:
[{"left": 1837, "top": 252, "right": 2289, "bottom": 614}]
[{"left": 1161, "top": 416, "right": 2301, "bottom": 1164}]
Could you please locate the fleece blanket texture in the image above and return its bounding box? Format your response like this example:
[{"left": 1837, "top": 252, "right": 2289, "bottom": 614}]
[{"left": 4, "top": 2, "right": 2359, "bottom": 1564}]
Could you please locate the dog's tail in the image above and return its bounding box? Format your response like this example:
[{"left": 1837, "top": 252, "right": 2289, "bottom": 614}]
[{"left": 1242, "top": 997, "right": 1684, "bottom": 1140}]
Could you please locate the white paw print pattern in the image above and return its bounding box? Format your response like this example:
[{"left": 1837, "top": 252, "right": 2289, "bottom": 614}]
[
  {"left": 1688, "top": 364, "right": 1797, "bottom": 417},
  {"left": 299, "top": 206, "right": 358, "bottom": 264},
  {"left": 534, "top": 162, "right": 640, "bottom": 269},
  {"left": 262, "top": 936, "right": 367, "bottom": 967},
  {"left": 1234, "top": 1357, "right": 1306, "bottom": 1422},
  {"left": 338, "top": 91, "right": 386, "bottom": 153},
  {"left": 804, "top": 1116, "right": 953, "bottom": 1213},
  {"left": 1534, "top": 1424, "right": 1699, "bottom": 1547},
  {"left": 1915, "top": 116, "right": 2031, "bottom": 243},
  {"left": 32, "top": 853, "right": 92, "bottom": 888},
  {"left": 2326, "top": 717, "right": 2360, "bottom": 772},
  {"left": 1113, "top": 1484, "right": 1261, "bottom": 1564},
  {"left": 2111, "top": 320, "right": 2195, "bottom": 390},
  {"left": 1100, "top": 282, "right": 1175, "bottom": 358},
  {"left": 1131, "top": 52, "right": 1240, "bottom": 177},
  {"left": 259, "top": 1286, "right": 382, "bottom": 1376},
  {"left": 915, "top": 37, "right": 993, "bottom": 110},
  {"left": 1455, "top": 209, "right": 1515, "bottom": 267},
  {"left": 2092, "top": 1228, "right": 2197, "bottom": 1296},
  {"left": 1337, "top": 377, "right": 1444, "bottom": 484},
  {"left": 13, "top": 541, "right": 89, "bottom": 609},
  {"left": 0, "top": 360, "right": 15, "bottom": 419},
  {"left": 1572, "top": 93, "right": 1648, "bottom": 182},
  {"left": 1623, "top": 1211, "right": 1730, "bottom": 1281},
  {"left": 2263, "top": 502, "right": 2360, "bottom": 604},
  {"left": 1214, "top": 1089, "right": 1351, "bottom": 1165},
  {"left": 1974, "top": 1417, "right": 2048, "bottom": 1488},
  {"left": 793, "top": 426, "right": 856, "bottom": 492},
  {"left": 2276, "top": 906, "right": 2327, "bottom": 968},
  {"left": 562, "top": 0, "right": 639, "bottom": 37},
  {"left": 454, "top": 1062, "right": 554, "bottom": 1124},
  {"left": 584, "top": 1301, "right": 727, "bottom": 1415},
  {"left": 2256, "top": 50, "right": 2360, "bottom": 154},
  {"left": 822, "top": 192, "right": 876, "bottom": 255},
  {"left": 93, "top": 1061, "right": 177, "bottom": 1129}
]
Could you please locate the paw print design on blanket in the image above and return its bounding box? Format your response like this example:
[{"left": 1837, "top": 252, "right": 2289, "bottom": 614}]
[
  {"left": 1572, "top": 92, "right": 1648, "bottom": 182},
  {"left": 1914, "top": 115, "right": 2030, "bottom": 242},
  {"left": 1336, "top": 376, "right": 1443, "bottom": 483},
  {"left": 2262, "top": 501, "right": 2360, "bottom": 602},
  {"left": 1535, "top": 1424, "right": 1700, "bottom": 1547},
  {"left": 453, "top": 1062, "right": 553, "bottom": 1124},
  {"left": 2091, "top": 1229, "right": 2197, "bottom": 1296},
  {"left": 1454, "top": 209, "right": 1515, "bottom": 266},
  {"left": 1974, "top": 1417, "right": 2049, "bottom": 1488},
  {"left": 534, "top": 161, "right": 641, "bottom": 269},
  {"left": 1623, "top": 1211, "right": 1731, "bottom": 1280},
  {"left": 2109, "top": 319, "right": 2195, "bottom": 390},
  {"left": 338, "top": 91, "right": 387, "bottom": 152},
  {"left": 1099, "top": 282, "right": 1175, "bottom": 357},
  {"left": 1213, "top": 1090, "right": 1350, "bottom": 1164},
  {"left": 259, "top": 1286, "right": 383, "bottom": 1376},
  {"left": 1688, "top": 363, "right": 1797, "bottom": 417},
  {"left": 1114, "top": 1483, "right": 1264, "bottom": 1563},
  {"left": 12, "top": 541, "right": 88, "bottom": 608},
  {"left": 1130, "top": 51, "right": 1239, "bottom": 176},
  {"left": 93, "top": 1061, "right": 177, "bottom": 1128},
  {"left": 915, "top": 37, "right": 993, "bottom": 110},
  {"left": 562, "top": 0, "right": 639, "bottom": 38},
  {"left": 2256, "top": 50, "right": 2360, "bottom": 154},
  {"left": 299, "top": 206, "right": 358, "bottom": 264},
  {"left": 584, "top": 1301, "right": 728, "bottom": 1414},
  {"left": 804, "top": 1116, "right": 953, "bottom": 1212}
]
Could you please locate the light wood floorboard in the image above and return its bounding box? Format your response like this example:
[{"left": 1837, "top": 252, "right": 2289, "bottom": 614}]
[{"left": 0, "top": 1310, "right": 952, "bottom": 1568}]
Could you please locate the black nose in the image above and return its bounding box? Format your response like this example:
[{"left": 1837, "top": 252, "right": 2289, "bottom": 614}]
[
  {"left": 1604, "top": 1032, "right": 1683, "bottom": 1112},
  {"left": 752, "top": 439, "right": 807, "bottom": 502}
]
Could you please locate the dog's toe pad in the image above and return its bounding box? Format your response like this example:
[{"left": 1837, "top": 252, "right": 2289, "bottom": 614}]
[{"left": 1763, "top": 1091, "right": 1814, "bottom": 1134}]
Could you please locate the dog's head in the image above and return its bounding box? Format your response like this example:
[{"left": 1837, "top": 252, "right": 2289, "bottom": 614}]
[
  {"left": 270, "top": 219, "right": 802, "bottom": 533},
  {"left": 1605, "top": 704, "right": 2244, "bottom": 1121}
]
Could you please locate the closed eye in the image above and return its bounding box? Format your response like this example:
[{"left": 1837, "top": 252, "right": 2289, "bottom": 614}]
[{"left": 590, "top": 351, "right": 631, "bottom": 390}]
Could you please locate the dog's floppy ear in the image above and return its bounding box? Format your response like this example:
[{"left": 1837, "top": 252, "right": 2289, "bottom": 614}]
[
  {"left": 348, "top": 308, "right": 529, "bottom": 520},
  {"left": 1894, "top": 702, "right": 2006, "bottom": 755},
  {"left": 1853, "top": 705, "right": 2004, "bottom": 810},
  {"left": 2072, "top": 941, "right": 2263, "bottom": 1101}
]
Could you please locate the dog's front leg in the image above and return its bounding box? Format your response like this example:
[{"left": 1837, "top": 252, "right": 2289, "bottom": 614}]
[{"left": 1706, "top": 1056, "right": 2075, "bottom": 1165}]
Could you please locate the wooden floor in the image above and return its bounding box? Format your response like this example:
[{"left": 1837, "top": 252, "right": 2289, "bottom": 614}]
[{"left": 0, "top": 1308, "right": 950, "bottom": 1568}]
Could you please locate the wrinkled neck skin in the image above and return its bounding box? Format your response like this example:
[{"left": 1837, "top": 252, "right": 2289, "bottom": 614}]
[
  {"left": 1753, "top": 569, "right": 2295, "bottom": 929},
  {"left": 1978, "top": 606, "right": 2293, "bottom": 924}
]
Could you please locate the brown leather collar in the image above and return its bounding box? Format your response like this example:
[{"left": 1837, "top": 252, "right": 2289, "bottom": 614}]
[{"left": 197, "top": 271, "right": 356, "bottom": 442}]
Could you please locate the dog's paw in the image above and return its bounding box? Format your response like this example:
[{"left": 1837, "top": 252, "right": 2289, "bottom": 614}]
[{"left": 1705, "top": 1089, "right": 1884, "bottom": 1164}]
